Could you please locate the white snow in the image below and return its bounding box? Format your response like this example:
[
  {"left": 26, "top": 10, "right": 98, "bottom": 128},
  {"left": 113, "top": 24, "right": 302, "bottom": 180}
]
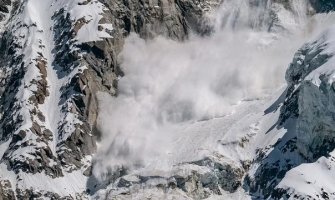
[
  {"left": 277, "top": 154, "right": 335, "bottom": 199},
  {"left": 0, "top": 163, "right": 88, "bottom": 198},
  {"left": 305, "top": 23, "right": 335, "bottom": 86}
]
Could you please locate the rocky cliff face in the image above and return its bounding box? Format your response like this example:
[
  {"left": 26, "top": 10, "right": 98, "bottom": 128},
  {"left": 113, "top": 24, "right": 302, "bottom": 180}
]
[
  {"left": 283, "top": 33, "right": 335, "bottom": 161},
  {"left": 273, "top": 26, "right": 335, "bottom": 199}
]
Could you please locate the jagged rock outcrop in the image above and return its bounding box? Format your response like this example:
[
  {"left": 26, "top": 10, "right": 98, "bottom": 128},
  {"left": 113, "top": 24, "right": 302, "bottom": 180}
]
[
  {"left": 0, "top": 180, "right": 15, "bottom": 200},
  {"left": 93, "top": 155, "right": 245, "bottom": 199},
  {"left": 245, "top": 23, "right": 335, "bottom": 200},
  {"left": 281, "top": 27, "right": 335, "bottom": 161},
  {"left": 0, "top": 0, "right": 12, "bottom": 22}
]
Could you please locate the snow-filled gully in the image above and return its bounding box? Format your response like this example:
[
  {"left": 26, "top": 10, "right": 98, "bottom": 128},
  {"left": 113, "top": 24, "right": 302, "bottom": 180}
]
[{"left": 27, "top": 0, "right": 62, "bottom": 154}]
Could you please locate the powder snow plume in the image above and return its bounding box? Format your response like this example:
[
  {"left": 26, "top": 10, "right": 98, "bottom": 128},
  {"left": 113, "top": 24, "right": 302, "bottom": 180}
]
[{"left": 92, "top": 0, "right": 332, "bottom": 180}]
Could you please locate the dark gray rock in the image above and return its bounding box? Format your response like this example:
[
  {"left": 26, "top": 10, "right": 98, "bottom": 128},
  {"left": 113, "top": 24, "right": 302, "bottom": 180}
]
[
  {"left": 0, "top": 180, "right": 15, "bottom": 200},
  {"left": 310, "top": 0, "right": 335, "bottom": 12}
]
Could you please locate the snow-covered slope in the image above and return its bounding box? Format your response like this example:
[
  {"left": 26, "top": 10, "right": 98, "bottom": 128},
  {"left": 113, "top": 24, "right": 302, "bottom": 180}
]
[{"left": 1, "top": 0, "right": 335, "bottom": 199}]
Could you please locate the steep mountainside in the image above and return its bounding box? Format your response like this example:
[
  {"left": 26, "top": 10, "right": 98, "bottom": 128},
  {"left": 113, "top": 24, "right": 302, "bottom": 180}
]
[
  {"left": 0, "top": 0, "right": 221, "bottom": 198},
  {"left": 0, "top": 0, "right": 335, "bottom": 199}
]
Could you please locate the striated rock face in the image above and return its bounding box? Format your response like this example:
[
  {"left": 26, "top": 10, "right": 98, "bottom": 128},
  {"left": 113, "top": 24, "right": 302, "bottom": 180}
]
[{"left": 110, "top": 0, "right": 221, "bottom": 38}]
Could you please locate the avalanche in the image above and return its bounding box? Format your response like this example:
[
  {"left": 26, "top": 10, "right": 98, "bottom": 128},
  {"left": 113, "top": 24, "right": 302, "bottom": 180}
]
[
  {"left": 93, "top": 0, "right": 335, "bottom": 199},
  {"left": 0, "top": 0, "right": 335, "bottom": 199}
]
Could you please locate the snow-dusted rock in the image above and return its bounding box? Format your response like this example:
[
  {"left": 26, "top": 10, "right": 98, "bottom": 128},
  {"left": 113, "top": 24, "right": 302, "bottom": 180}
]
[
  {"left": 245, "top": 22, "right": 335, "bottom": 200},
  {"left": 92, "top": 155, "right": 245, "bottom": 200},
  {"left": 283, "top": 25, "right": 335, "bottom": 161}
]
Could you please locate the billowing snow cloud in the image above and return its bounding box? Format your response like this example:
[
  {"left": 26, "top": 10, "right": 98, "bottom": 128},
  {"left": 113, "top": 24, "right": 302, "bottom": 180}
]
[{"left": 92, "top": 0, "right": 332, "bottom": 180}]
